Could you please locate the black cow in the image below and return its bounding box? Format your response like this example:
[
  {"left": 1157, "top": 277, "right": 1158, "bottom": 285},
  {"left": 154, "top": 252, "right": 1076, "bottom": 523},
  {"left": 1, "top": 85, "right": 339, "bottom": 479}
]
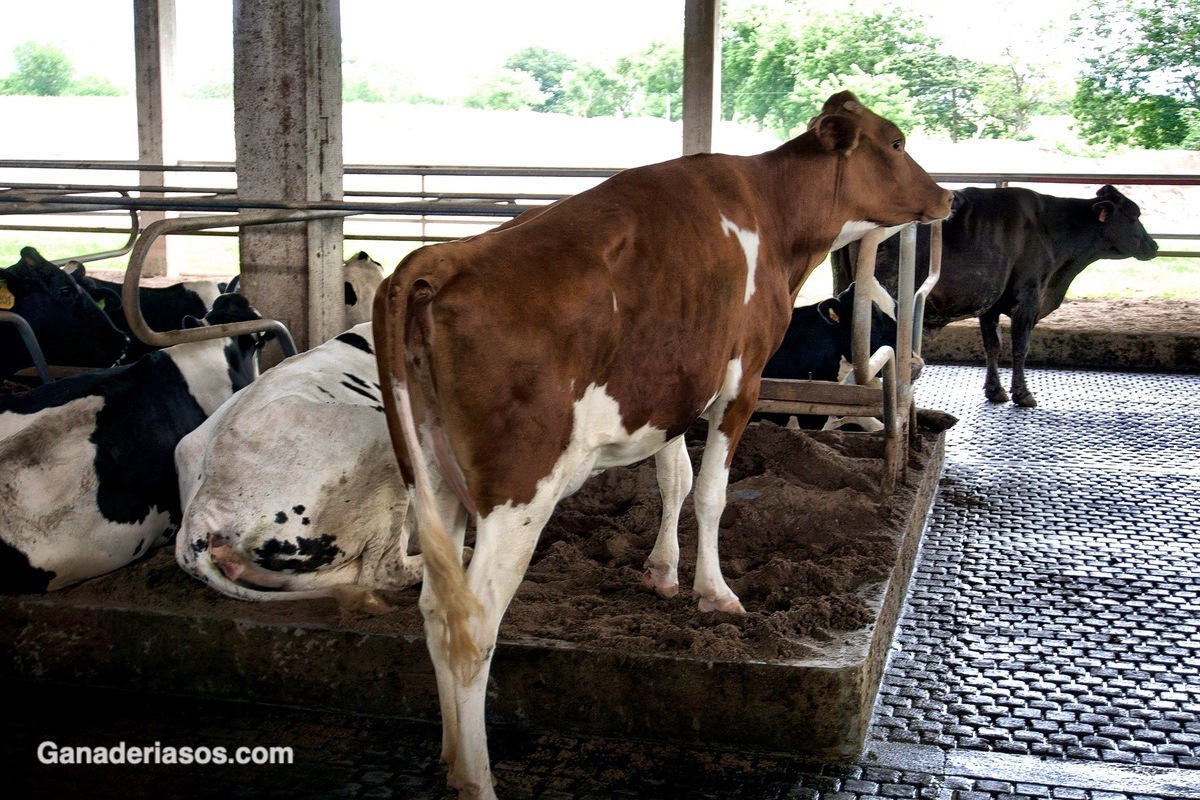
[
  {"left": 0, "top": 293, "right": 268, "bottom": 593},
  {"left": 756, "top": 282, "right": 899, "bottom": 429},
  {"left": 0, "top": 247, "right": 129, "bottom": 379},
  {"left": 66, "top": 262, "right": 224, "bottom": 363},
  {"left": 832, "top": 185, "right": 1158, "bottom": 406}
]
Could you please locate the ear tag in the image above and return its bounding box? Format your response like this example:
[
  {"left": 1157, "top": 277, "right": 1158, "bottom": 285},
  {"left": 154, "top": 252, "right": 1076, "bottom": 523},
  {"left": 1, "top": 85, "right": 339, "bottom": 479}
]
[
  {"left": 0, "top": 281, "right": 14, "bottom": 310},
  {"left": 96, "top": 297, "right": 107, "bottom": 310}
]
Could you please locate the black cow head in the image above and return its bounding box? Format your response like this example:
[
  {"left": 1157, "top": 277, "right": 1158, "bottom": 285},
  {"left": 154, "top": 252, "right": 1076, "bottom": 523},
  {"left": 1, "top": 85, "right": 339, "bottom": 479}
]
[
  {"left": 1094, "top": 185, "right": 1158, "bottom": 261},
  {"left": 821, "top": 282, "right": 899, "bottom": 363},
  {"left": 0, "top": 247, "right": 129, "bottom": 377},
  {"left": 183, "top": 293, "right": 271, "bottom": 392}
]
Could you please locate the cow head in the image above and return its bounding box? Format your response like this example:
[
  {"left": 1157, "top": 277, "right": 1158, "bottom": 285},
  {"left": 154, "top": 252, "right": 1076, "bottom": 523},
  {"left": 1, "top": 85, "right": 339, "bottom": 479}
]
[
  {"left": 819, "top": 282, "right": 899, "bottom": 364},
  {"left": 1093, "top": 185, "right": 1158, "bottom": 261},
  {"left": 63, "top": 260, "right": 128, "bottom": 332},
  {"left": 0, "top": 247, "right": 128, "bottom": 375},
  {"left": 807, "top": 91, "right": 953, "bottom": 229},
  {"left": 184, "top": 293, "right": 270, "bottom": 391},
  {"left": 343, "top": 251, "right": 384, "bottom": 326}
]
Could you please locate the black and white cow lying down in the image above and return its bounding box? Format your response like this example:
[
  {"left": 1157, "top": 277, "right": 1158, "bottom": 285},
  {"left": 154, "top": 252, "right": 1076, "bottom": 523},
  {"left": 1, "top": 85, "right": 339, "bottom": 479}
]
[
  {"left": 0, "top": 294, "right": 268, "bottom": 593},
  {"left": 1, "top": 247, "right": 129, "bottom": 379},
  {"left": 175, "top": 322, "right": 420, "bottom": 601},
  {"left": 832, "top": 185, "right": 1159, "bottom": 406}
]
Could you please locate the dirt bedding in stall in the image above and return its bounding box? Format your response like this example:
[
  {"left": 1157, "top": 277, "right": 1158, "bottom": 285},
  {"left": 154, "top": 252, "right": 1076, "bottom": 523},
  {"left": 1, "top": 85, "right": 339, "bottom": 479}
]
[
  {"left": 9, "top": 295, "right": 1191, "bottom": 662},
  {"left": 40, "top": 420, "right": 943, "bottom": 665}
]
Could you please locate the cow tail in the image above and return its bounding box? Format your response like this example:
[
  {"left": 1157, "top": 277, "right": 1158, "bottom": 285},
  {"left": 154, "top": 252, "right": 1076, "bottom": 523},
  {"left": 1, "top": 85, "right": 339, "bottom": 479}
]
[{"left": 373, "top": 271, "right": 483, "bottom": 682}]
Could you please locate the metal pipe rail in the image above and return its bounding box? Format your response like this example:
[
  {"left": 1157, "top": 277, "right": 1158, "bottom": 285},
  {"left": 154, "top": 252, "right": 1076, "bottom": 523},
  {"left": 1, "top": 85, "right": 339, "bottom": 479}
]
[
  {"left": 757, "top": 220, "right": 944, "bottom": 495},
  {"left": 0, "top": 310, "right": 54, "bottom": 384},
  {"left": 119, "top": 210, "right": 365, "bottom": 358},
  {"left": 1, "top": 162, "right": 1195, "bottom": 255}
]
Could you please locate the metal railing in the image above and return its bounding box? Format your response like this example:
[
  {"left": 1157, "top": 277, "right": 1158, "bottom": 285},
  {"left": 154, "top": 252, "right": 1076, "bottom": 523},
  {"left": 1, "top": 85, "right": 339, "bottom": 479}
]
[
  {"left": 758, "top": 221, "right": 944, "bottom": 495},
  {"left": 2, "top": 161, "right": 1197, "bottom": 255}
]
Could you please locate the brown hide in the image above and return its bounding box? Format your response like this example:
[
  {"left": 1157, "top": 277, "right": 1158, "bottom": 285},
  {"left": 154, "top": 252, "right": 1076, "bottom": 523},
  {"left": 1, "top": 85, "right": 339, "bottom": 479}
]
[{"left": 376, "top": 91, "right": 952, "bottom": 514}]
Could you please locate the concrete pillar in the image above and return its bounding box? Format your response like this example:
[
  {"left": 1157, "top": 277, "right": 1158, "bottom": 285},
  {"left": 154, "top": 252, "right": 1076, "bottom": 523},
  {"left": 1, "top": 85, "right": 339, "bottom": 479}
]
[
  {"left": 233, "top": 0, "right": 343, "bottom": 356},
  {"left": 134, "top": 0, "right": 175, "bottom": 277},
  {"left": 682, "top": 0, "right": 721, "bottom": 156}
]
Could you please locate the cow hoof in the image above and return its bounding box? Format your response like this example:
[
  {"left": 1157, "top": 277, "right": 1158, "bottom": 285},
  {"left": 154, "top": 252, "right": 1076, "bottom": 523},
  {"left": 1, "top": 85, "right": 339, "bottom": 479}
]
[
  {"left": 1013, "top": 390, "right": 1038, "bottom": 408},
  {"left": 699, "top": 595, "right": 745, "bottom": 614},
  {"left": 985, "top": 386, "right": 1009, "bottom": 404},
  {"left": 642, "top": 569, "right": 679, "bottom": 599}
]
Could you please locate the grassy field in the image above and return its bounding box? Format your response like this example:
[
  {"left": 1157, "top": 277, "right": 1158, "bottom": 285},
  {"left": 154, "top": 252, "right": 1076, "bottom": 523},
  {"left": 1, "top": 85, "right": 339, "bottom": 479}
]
[{"left": 4, "top": 230, "right": 1198, "bottom": 301}]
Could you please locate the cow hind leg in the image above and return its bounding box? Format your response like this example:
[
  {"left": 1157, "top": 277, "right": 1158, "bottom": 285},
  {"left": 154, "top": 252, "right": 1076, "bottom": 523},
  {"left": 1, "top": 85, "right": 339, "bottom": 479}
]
[
  {"left": 978, "top": 308, "right": 1009, "bottom": 403},
  {"left": 435, "top": 499, "right": 552, "bottom": 800},
  {"left": 643, "top": 436, "right": 692, "bottom": 599},
  {"left": 1008, "top": 302, "right": 1039, "bottom": 408}
]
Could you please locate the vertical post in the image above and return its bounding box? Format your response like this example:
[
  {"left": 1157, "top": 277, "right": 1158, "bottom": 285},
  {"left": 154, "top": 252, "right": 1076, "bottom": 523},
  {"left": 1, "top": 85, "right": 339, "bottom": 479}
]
[
  {"left": 133, "top": 0, "right": 176, "bottom": 277},
  {"left": 233, "top": 0, "right": 344, "bottom": 358},
  {"left": 682, "top": 0, "right": 720, "bottom": 156}
]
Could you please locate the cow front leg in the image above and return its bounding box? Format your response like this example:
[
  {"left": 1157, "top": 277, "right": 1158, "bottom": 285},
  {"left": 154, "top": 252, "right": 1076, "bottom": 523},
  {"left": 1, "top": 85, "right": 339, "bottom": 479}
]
[
  {"left": 1009, "top": 301, "right": 1039, "bottom": 407},
  {"left": 694, "top": 383, "right": 752, "bottom": 614},
  {"left": 978, "top": 308, "right": 1008, "bottom": 403},
  {"left": 643, "top": 436, "right": 692, "bottom": 599}
]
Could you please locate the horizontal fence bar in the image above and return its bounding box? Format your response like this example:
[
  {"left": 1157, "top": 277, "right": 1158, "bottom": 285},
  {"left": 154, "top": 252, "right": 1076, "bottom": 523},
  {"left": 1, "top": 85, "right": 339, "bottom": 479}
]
[{"left": 1, "top": 162, "right": 1197, "bottom": 258}]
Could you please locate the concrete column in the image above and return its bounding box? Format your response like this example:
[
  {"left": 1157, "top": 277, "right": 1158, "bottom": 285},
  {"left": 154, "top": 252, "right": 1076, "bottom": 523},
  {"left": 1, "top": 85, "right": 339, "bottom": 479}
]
[
  {"left": 682, "top": 0, "right": 721, "bottom": 156},
  {"left": 134, "top": 0, "right": 175, "bottom": 277},
  {"left": 233, "top": 0, "right": 343, "bottom": 356}
]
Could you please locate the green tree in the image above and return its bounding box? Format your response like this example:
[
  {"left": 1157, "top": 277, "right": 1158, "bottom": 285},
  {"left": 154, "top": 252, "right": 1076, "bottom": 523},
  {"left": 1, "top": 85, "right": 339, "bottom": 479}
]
[
  {"left": 69, "top": 75, "right": 125, "bottom": 96},
  {"left": 464, "top": 68, "right": 547, "bottom": 111},
  {"left": 1073, "top": 0, "right": 1200, "bottom": 148},
  {"left": 504, "top": 46, "right": 576, "bottom": 113},
  {"left": 561, "top": 64, "right": 632, "bottom": 117},
  {"left": 719, "top": 4, "right": 994, "bottom": 139},
  {"left": 616, "top": 41, "right": 683, "bottom": 121},
  {"left": 2, "top": 42, "right": 75, "bottom": 96}
]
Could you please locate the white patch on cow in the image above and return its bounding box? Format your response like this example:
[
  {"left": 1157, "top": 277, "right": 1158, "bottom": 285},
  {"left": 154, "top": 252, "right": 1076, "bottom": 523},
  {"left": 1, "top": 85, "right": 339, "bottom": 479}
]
[
  {"left": 863, "top": 276, "right": 897, "bottom": 319},
  {"left": 0, "top": 396, "right": 173, "bottom": 590},
  {"left": 176, "top": 323, "right": 419, "bottom": 599},
  {"left": 831, "top": 220, "right": 877, "bottom": 251},
  {"left": 343, "top": 254, "right": 385, "bottom": 326},
  {"left": 180, "top": 280, "right": 222, "bottom": 309},
  {"left": 612, "top": 292, "right": 618, "bottom": 313},
  {"left": 720, "top": 215, "right": 760, "bottom": 305},
  {"left": 557, "top": 383, "right": 670, "bottom": 497},
  {"left": 168, "top": 338, "right": 242, "bottom": 416}
]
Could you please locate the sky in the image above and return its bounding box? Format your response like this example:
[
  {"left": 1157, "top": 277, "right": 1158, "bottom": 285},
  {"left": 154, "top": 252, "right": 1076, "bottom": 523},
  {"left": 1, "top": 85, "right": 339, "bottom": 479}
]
[{"left": 0, "top": 0, "right": 1088, "bottom": 96}]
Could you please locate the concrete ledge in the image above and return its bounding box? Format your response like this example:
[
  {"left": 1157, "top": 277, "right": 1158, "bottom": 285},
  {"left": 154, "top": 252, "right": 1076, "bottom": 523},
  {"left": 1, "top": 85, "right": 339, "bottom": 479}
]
[
  {"left": 921, "top": 299, "right": 1200, "bottom": 373},
  {"left": 0, "top": 434, "right": 944, "bottom": 762}
]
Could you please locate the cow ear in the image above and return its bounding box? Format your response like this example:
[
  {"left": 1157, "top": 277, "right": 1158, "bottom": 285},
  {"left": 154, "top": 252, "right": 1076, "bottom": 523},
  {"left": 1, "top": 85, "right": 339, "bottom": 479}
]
[
  {"left": 345, "top": 280, "right": 359, "bottom": 306},
  {"left": 813, "top": 114, "right": 861, "bottom": 155},
  {"left": 1094, "top": 200, "right": 1115, "bottom": 223},
  {"left": 817, "top": 297, "right": 844, "bottom": 326},
  {"left": 64, "top": 260, "right": 86, "bottom": 278}
]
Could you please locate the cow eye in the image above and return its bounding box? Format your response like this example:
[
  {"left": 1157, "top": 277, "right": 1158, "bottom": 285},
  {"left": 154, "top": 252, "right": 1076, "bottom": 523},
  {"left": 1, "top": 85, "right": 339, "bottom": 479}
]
[
  {"left": 59, "top": 285, "right": 76, "bottom": 299},
  {"left": 892, "top": 139, "right": 904, "bottom": 151}
]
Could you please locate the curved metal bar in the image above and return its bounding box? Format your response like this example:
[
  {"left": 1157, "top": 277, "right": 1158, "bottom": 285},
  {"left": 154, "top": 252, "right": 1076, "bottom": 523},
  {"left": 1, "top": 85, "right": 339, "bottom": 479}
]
[
  {"left": 0, "top": 310, "right": 54, "bottom": 384},
  {"left": 851, "top": 223, "right": 909, "bottom": 386},
  {"left": 912, "top": 219, "right": 943, "bottom": 357},
  {"left": 54, "top": 192, "right": 141, "bottom": 266},
  {"left": 122, "top": 209, "right": 355, "bottom": 357}
]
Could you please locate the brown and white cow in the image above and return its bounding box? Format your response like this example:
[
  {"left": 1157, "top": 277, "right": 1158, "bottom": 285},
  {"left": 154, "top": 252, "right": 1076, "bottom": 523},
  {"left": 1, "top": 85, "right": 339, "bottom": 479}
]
[{"left": 373, "top": 91, "right": 952, "bottom": 799}]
